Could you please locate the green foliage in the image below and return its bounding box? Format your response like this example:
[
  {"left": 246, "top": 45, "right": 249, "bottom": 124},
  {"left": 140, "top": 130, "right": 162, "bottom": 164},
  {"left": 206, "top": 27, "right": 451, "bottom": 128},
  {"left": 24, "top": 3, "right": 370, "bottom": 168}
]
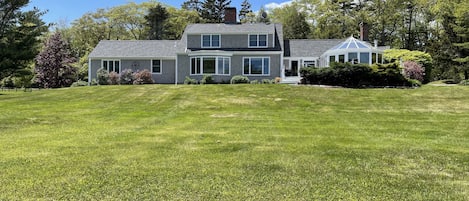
[
  {"left": 0, "top": 76, "right": 15, "bottom": 88},
  {"left": 200, "top": 0, "right": 231, "bottom": 23},
  {"left": 119, "top": 69, "right": 134, "bottom": 85},
  {"left": 239, "top": 0, "right": 252, "bottom": 23},
  {"left": 271, "top": 4, "right": 310, "bottom": 39},
  {"left": 261, "top": 79, "right": 273, "bottom": 84},
  {"left": 145, "top": 4, "right": 169, "bottom": 40},
  {"left": 230, "top": 75, "right": 250, "bottom": 84},
  {"left": 200, "top": 75, "right": 215, "bottom": 85},
  {"left": 250, "top": 80, "right": 258, "bottom": 84},
  {"left": 133, "top": 69, "right": 154, "bottom": 85},
  {"left": 96, "top": 68, "right": 110, "bottom": 85},
  {"left": 384, "top": 49, "right": 433, "bottom": 83},
  {"left": 184, "top": 76, "right": 198, "bottom": 85},
  {"left": 301, "top": 63, "right": 412, "bottom": 88},
  {"left": 71, "top": 80, "right": 89, "bottom": 87}
]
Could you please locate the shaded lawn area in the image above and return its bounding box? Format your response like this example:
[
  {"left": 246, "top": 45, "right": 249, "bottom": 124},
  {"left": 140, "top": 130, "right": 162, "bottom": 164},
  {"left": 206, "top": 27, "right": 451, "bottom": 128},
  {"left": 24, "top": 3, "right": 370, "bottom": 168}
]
[{"left": 0, "top": 85, "right": 468, "bottom": 200}]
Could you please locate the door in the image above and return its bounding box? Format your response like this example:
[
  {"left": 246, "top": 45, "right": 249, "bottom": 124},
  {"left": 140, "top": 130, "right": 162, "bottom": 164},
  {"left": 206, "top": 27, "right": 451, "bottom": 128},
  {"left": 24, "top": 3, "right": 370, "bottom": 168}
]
[{"left": 291, "top": 60, "right": 299, "bottom": 76}]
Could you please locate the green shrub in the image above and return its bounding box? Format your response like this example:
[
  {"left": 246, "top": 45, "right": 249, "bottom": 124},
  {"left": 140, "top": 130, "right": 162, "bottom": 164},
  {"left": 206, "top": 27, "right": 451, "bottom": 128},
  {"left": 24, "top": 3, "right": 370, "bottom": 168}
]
[
  {"left": 184, "top": 76, "right": 198, "bottom": 85},
  {"left": 200, "top": 75, "right": 215, "bottom": 84},
  {"left": 71, "top": 80, "right": 88, "bottom": 87},
  {"left": 250, "top": 80, "right": 259, "bottom": 84},
  {"left": 133, "top": 69, "right": 154, "bottom": 85},
  {"left": 96, "top": 68, "right": 109, "bottom": 85},
  {"left": 230, "top": 75, "right": 250, "bottom": 84},
  {"left": 460, "top": 80, "right": 469, "bottom": 86},
  {"left": 90, "top": 79, "right": 98, "bottom": 86},
  {"left": 261, "top": 79, "right": 272, "bottom": 84},
  {"left": 1, "top": 76, "right": 15, "bottom": 88},
  {"left": 109, "top": 72, "right": 120, "bottom": 85},
  {"left": 120, "top": 69, "right": 134, "bottom": 85}
]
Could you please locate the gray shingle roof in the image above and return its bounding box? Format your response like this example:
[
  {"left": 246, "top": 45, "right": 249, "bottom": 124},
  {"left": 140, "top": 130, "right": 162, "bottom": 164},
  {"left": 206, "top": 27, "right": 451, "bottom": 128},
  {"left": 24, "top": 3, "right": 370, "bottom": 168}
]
[
  {"left": 184, "top": 23, "right": 277, "bottom": 34},
  {"left": 89, "top": 40, "right": 182, "bottom": 58},
  {"left": 285, "top": 39, "right": 343, "bottom": 57}
]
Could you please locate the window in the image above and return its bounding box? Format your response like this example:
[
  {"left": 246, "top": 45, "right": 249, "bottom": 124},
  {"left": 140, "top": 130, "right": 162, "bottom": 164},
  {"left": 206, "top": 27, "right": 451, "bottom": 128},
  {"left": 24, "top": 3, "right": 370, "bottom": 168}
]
[
  {"left": 102, "top": 60, "right": 120, "bottom": 73},
  {"left": 249, "top": 34, "right": 268, "bottom": 47},
  {"left": 339, "top": 55, "right": 345, "bottom": 63},
  {"left": 329, "top": 56, "right": 336, "bottom": 63},
  {"left": 348, "top": 52, "right": 358, "bottom": 64},
  {"left": 243, "top": 57, "right": 270, "bottom": 75},
  {"left": 191, "top": 57, "right": 230, "bottom": 75},
  {"left": 201, "top": 34, "right": 220, "bottom": 48},
  {"left": 360, "top": 52, "right": 370, "bottom": 64},
  {"left": 378, "top": 54, "right": 383, "bottom": 63},
  {"left": 372, "top": 53, "right": 377, "bottom": 64},
  {"left": 304, "top": 60, "right": 315, "bottom": 67},
  {"left": 152, "top": 60, "right": 161, "bottom": 74}
]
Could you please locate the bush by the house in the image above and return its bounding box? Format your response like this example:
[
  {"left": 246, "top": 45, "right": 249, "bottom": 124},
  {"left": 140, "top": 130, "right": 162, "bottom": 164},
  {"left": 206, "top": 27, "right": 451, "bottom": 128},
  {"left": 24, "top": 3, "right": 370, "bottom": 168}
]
[
  {"left": 71, "top": 80, "right": 88, "bottom": 87},
  {"left": 301, "top": 62, "right": 413, "bottom": 88},
  {"left": 403, "top": 61, "right": 425, "bottom": 82},
  {"left": 96, "top": 68, "right": 110, "bottom": 85},
  {"left": 200, "top": 75, "right": 215, "bottom": 84},
  {"left": 90, "top": 79, "right": 98, "bottom": 86},
  {"left": 184, "top": 76, "right": 198, "bottom": 85},
  {"left": 250, "top": 80, "right": 259, "bottom": 84},
  {"left": 133, "top": 69, "right": 154, "bottom": 85},
  {"left": 1, "top": 76, "right": 15, "bottom": 88},
  {"left": 230, "top": 75, "right": 250, "bottom": 84},
  {"left": 262, "top": 79, "right": 273, "bottom": 84},
  {"left": 109, "top": 72, "right": 120, "bottom": 85},
  {"left": 120, "top": 69, "right": 134, "bottom": 85}
]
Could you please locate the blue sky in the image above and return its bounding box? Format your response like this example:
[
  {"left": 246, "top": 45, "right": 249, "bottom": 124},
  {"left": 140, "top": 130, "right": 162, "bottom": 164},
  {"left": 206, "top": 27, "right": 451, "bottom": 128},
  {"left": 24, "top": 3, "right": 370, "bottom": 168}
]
[{"left": 25, "top": 0, "right": 292, "bottom": 25}]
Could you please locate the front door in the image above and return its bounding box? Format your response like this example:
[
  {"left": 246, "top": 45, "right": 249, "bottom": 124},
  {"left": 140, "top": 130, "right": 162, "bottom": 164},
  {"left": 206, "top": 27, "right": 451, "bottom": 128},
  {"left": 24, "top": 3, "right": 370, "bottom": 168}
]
[{"left": 291, "top": 60, "right": 299, "bottom": 76}]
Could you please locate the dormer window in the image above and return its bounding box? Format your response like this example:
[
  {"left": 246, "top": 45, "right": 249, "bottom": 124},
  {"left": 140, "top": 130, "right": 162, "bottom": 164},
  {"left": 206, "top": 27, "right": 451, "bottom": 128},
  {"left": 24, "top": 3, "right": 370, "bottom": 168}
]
[
  {"left": 202, "top": 34, "right": 220, "bottom": 48},
  {"left": 249, "top": 34, "right": 267, "bottom": 48}
]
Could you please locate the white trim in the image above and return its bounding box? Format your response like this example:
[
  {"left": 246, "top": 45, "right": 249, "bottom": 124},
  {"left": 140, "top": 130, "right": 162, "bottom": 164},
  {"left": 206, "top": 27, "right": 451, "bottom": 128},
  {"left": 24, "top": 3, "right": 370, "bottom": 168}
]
[
  {"left": 242, "top": 56, "right": 271, "bottom": 76},
  {"left": 248, "top": 34, "right": 268, "bottom": 48},
  {"left": 151, "top": 59, "right": 162, "bottom": 74},
  {"left": 201, "top": 34, "right": 221, "bottom": 48},
  {"left": 101, "top": 59, "right": 121, "bottom": 73},
  {"left": 90, "top": 57, "right": 176, "bottom": 60},
  {"left": 188, "top": 51, "right": 233, "bottom": 57},
  {"left": 175, "top": 55, "right": 178, "bottom": 85},
  {"left": 189, "top": 56, "right": 231, "bottom": 76}
]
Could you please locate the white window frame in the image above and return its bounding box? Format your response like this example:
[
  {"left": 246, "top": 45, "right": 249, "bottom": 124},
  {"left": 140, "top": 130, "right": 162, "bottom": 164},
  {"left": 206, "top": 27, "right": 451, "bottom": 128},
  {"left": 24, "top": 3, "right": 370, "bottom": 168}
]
[
  {"left": 190, "top": 56, "right": 231, "bottom": 75},
  {"left": 102, "top": 59, "right": 121, "bottom": 73},
  {"left": 248, "top": 34, "right": 268, "bottom": 48},
  {"left": 201, "top": 34, "right": 221, "bottom": 48},
  {"left": 151, "top": 59, "right": 162, "bottom": 74},
  {"left": 242, "top": 57, "right": 270, "bottom": 76}
]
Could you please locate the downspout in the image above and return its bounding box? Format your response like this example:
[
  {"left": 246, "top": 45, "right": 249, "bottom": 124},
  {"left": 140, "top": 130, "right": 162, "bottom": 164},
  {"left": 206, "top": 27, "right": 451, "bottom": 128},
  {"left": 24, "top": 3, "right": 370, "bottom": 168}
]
[
  {"left": 175, "top": 54, "right": 178, "bottom": 85},
  {"left": 88, "top": 58, "right": 91, "bottom": 86}
]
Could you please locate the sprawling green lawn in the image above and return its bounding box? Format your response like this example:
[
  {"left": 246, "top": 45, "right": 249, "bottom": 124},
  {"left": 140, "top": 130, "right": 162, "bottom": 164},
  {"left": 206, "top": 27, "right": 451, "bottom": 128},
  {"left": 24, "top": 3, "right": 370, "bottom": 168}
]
[{"left": 1, "top": 85, "right": 468, "bottom": 200}]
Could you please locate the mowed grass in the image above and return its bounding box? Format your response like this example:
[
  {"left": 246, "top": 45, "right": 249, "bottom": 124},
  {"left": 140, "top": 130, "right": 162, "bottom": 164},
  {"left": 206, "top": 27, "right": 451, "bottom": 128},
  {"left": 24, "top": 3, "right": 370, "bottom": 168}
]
[{"left": 1, "top": 84, "right": 469, "bottom": 200}]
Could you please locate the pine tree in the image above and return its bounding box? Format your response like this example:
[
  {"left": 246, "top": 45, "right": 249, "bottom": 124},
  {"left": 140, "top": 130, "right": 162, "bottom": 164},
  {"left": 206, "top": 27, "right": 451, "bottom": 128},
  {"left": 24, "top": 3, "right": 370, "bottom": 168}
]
[
  {"left": 182, "top": 0, "right": 202, "bottom": 13},
  {"left": 239, "top": 0, "right": 252, "bottom": 23},
  {"left": 35, "top": 33, "right": 77, "bottom": 88},
  {"left": 145, "top": 4, "right": 169, "bottom": 40},
  {"left": 201, "top": 0, "right": 231, "bottom": 23}
]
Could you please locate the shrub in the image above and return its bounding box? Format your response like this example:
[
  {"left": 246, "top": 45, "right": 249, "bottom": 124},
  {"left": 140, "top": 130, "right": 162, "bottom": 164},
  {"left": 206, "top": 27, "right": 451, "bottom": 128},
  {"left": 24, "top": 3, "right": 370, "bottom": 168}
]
[
  {"left": 109, "top": 72, "right": 120, "bottom": 85},
  {"left": 230, "top": 75, "right": 250, "bottom": 84},
  {"left": 200, "top": 75, "right": 215, "bottom": 84},
  {"left": 184, "top": 76, "right": 198, "bottom": 85},
  {"left": 133, "top": 69, "right": 154, "bottom": 85},
  {"left": 1, "top": 76, "right": 15, "bottom": 88},
  {"left": 403, "top": 61, "right": 425, "bottom": 82},
  {"left": 460, "top": 80, "right": 469, "bottom": 86},
  {"left": 90, "top": 79, "right": 98, "bottom": 86},
  {"left": 262, "top": 79, "right": 273, "bottom": 84},
  {"left": 120, "top": 69, "right": 134, "bottom": 85},
  {"left": 250, "top": 80, "right": 259, "bottom": 84},
  {"left": 96, "top": 68, "right": 110, "bottom": 85},
  {"left": 275, "top": 77, "right": 281, "bottom": 84},
  {"left": 71, "top": 80, "right": 88, "bottom": 87}
]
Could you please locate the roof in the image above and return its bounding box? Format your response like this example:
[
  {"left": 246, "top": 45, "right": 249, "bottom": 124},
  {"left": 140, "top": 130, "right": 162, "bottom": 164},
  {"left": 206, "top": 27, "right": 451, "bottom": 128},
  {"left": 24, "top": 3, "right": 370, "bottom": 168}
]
[
  {"left": 284, "top": 39, "right": 343, "bottom": 57},
  {"left": 329, "top": 36, "right": 373, "bottom": 50},
  {"left": 184, "top": 23, "right": 277, "bottom": 34},
  {"left": 89, "top": 40, "right": 182, "bottom": 58}
]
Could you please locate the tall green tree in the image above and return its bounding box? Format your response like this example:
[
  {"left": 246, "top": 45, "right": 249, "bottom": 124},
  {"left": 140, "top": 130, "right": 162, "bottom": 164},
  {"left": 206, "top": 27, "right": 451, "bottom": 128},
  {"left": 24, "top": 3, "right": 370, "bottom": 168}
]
[
  {"left": 35, "top": 33, "right": 77, "bottom": 88},
  {"left": 272, "top": 5, "right": 311, "bottom": 39},
  {"left": 200, "top": 0, "right": 231, "bottom": 23},
  {"left": 0, "top": 0, "right": 48, "bottom": 79},
  {"left": 239, "top": 0, "right": 252, "bottom": 23},
  {"left": 182, "top": 0, "right": 203, "bottom": 13},
  {"left": 145, "top": 4, "right": 169, "bottom": 40}
]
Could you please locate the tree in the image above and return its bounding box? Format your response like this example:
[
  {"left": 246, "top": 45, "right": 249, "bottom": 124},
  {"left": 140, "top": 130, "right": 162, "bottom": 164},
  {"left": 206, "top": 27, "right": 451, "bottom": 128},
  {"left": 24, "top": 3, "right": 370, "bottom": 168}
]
[
  {"left": 200, "top": 0, "right": 231, "bottom": 23},
  {"left": 239, "top": 0, "right": 252, "bottom": 23},
  {"left": 182, "top": 0, "right": 203, "bottom": 13},
  {"left": 256, "top": 7, "right": 270, "bottom": 24},
  {"left": 272, "top": 5, "right": 311, "bottom": 39},
  {"left": 0, "top": 1, "right": 48, "bottom": 80},
  {"left": 452, "top": 0, "right": 469, "bottom": 80},
  {"left": 35, "top": 33, "right": 78, "bottom": 88},
  {"left": 145, "top": 4, "right": 169, "bottom": 40}
]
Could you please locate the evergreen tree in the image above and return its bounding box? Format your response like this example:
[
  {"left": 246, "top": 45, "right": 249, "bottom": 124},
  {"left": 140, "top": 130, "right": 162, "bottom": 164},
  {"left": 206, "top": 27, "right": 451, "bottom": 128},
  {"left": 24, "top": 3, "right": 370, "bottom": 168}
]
[
  {"left": 239, "top": 0, "right": 252, "bottom": 23},
  {"left": 145, "top": 4, "right": 169, "bottom": 40},
  {"left": 0, "top": 1, "right": 48, "bottom": 79},
  {"left": 182, "top": 0, "right": 202, "bottom": 13},
  {"left": 35, "top": 33, "right": 78, "bottom": 88},
  {"left": 201, "top": 0, "right": 231, "bottom": 23}
]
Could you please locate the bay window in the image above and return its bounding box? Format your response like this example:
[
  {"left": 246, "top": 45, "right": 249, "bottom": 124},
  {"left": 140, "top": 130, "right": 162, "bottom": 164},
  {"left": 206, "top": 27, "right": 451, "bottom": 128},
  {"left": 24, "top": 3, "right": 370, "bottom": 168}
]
[{"left": 191, "top": 57, "right": 230, "bottom": 75}]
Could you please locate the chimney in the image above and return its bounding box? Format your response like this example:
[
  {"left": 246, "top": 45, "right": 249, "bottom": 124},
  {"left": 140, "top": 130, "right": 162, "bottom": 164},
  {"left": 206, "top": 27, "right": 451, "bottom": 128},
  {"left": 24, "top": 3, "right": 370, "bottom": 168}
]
[
  {"left": 360, "top": 22, "right": 369, "bottom": 41},
  {"left": 224, "top": 7, "right": 237, "bottom": 24}
]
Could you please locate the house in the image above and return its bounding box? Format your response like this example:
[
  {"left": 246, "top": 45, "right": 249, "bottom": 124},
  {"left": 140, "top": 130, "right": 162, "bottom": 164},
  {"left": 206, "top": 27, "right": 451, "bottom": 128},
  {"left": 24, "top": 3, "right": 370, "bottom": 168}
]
[{"left": 88, "top": 8, "right": 387, "bottom": 84}]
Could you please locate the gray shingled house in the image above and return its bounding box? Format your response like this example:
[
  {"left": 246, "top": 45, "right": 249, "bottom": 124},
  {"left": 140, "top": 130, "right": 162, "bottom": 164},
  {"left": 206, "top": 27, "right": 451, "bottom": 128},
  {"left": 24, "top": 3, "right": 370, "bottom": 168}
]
[{"left": 88, "top": 8, "right": 387, "bottom": 84}]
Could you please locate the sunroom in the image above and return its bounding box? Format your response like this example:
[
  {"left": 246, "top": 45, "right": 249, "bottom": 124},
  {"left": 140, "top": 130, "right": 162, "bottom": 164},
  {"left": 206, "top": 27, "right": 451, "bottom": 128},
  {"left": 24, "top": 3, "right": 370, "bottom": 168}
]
[{"left": 321, "top": 36, "right": 385, "bottom": 67}]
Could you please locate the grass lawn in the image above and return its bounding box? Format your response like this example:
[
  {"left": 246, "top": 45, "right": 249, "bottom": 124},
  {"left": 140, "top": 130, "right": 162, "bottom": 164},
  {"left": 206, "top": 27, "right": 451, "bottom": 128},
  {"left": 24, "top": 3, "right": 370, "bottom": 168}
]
[{"left": 1, "top": 84, "right": 469, "bottom": 200}]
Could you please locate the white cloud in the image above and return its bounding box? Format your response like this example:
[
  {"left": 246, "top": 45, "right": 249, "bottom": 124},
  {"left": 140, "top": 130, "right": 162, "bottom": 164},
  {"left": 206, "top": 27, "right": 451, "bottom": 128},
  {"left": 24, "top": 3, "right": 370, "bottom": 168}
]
[{"left": 264, "top": 1, "right": 294, "bottom": 11}]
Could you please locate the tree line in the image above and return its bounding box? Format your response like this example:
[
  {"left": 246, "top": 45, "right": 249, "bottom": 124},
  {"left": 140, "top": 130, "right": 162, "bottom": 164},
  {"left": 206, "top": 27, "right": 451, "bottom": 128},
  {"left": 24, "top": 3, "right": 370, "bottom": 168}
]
[{"left": 0, "top": 0, "right": 468, "bottom": 88}]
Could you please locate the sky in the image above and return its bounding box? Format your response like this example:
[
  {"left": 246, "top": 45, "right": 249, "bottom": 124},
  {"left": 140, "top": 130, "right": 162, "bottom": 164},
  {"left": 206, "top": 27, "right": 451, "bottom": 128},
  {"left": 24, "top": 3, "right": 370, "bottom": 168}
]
[{"left": 25, "top": 0, "right": 293, "bottom": 25}]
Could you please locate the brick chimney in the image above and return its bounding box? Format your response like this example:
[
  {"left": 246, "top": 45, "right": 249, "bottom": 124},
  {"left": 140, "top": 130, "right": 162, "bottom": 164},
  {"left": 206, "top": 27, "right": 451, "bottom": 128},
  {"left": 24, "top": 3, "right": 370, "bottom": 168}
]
[
  {"left": 224, "top": 7, "right": 237, "bottom": 24},
  {"left": 360, "top": 22, "right": 369, "bottom": 41}
]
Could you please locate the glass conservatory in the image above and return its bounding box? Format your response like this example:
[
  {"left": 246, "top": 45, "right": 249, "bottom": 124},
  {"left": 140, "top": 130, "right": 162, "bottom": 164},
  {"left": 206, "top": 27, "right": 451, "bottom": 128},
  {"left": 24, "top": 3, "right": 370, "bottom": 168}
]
[{"left": 320, "top": 36, "right": 384, "bottom": 67}]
